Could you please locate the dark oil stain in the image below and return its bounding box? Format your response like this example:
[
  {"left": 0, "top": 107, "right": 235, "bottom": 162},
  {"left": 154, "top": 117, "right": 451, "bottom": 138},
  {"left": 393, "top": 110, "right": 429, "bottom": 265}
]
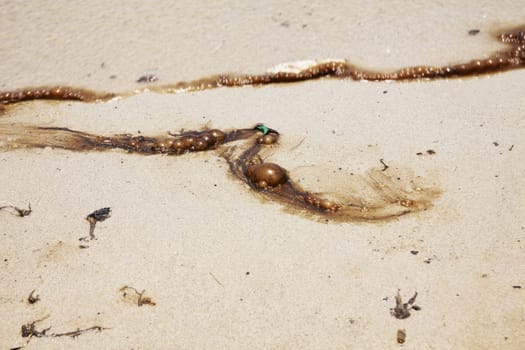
[
  {"left": 37, "top": 240, "right": 77, "bottom": 266},
  {"left": 0, "top": 123, "right": 440, "bottom": 222},
  {"left": 5, "top": 25, "right": 522, "bottom": 222},
  {"left": 0, "top": 26, "right": 523, "bottom": 105}
]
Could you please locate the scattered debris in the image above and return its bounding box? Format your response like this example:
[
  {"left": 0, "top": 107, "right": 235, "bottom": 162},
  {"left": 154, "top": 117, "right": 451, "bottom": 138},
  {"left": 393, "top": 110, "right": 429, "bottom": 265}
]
[
  {"left": 79, "top": 207, "right": 111, "bottom": 247},
  {"left": 397, "top": 329, "right": 406, "bottom": 344},
  {"left": 10, "top": 315, "right": 108, "bottom": 349},
  {"left": 27, "top": 290, "right": 40, "bottom": 304},
  {"left": 468, "top": 29, "right": 481, "bottom": 36},
  {"left": 119, "top": 285, "right": 156, "bottom": 306},
  {"left": 390, "top": 290, "right": 421, "bottom": 319},
  {"left": 493, "top": 141, "right": 499, "bottom": 147},
  {"left": 512, "top": 285, "right": 522, "bottom": 289},
  {"left": 416, "top": 150, "right": 436, "bottom": 156},
  {"left": 136, "top": 74, "right": 158, "bottom": 83},
  {"left": 0, "top": 203, "right": 32, "bottom": 217},
  {"left": 508, "top": 145, "right": 514, "bottom": 151},
  {"left": 380, "top": 158, "right": 389, "bottom": 171},
  {"left": 209, "top": 272, "right": 223, "bottom": 286},
  {"left": 87, "top": 207, "right": 111, "bottom": 235},
  {"left": 20, "top": 316, "right": 51, "bottom": 338},
  {"left": 410, "top": 250, "right": 419, "bottom": 255},
  {"left": 49, "top": 326, "right": 107, "bottom": 338}
]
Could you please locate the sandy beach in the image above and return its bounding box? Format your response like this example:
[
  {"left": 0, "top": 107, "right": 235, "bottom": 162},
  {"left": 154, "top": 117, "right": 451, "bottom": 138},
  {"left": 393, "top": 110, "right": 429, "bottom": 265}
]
[{"left": 1, "top": 1, "right": 524, "bottom": 349}]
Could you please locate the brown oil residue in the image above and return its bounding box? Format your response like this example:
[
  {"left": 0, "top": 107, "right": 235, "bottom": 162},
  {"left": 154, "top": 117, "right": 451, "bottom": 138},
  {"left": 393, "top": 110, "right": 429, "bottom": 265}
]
[
  {"left": 0, "top": 26, "right": 524, "bottom": 105},
  {"left": 5, "top": 25, "right": 518, "bottom": 221},
  {"left": 0, "top": 123, "right": 439, "bottom": 222},
  {"left": 0, "top": 86, "right": 114, "bottom": 104}
]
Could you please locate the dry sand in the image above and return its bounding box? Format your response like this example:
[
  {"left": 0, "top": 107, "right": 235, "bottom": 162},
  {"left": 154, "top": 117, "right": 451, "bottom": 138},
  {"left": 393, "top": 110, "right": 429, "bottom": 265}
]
[{"left": 1, "top": 1, "right": 524, "bottom": 349}]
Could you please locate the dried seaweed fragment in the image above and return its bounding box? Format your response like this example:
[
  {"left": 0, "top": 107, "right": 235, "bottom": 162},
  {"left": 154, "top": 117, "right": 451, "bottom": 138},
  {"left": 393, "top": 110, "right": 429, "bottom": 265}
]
[
  {"left": 390, "top": 289, "right": 421, "bottom": 319},
  {"left": 10, "top": 315, "right": 108, "bottom": 349},
  {"left": 120, "top": 285, "right": 156, "bottom": 306},
  {"left": 86, "top": 207, "right": 111, "bottom": 239},
  {"left": 27, "top": 290, "right": 40, "bottom": 304},
  {"left": 0, "top": 203, "right": 31, "bottom": 217}
]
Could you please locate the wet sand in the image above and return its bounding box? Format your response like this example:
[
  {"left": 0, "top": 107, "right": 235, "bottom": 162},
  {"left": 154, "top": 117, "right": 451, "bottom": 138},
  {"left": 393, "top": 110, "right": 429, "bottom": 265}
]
[{"left": 1, "top": 1, "right": 524, "bottom": 349}]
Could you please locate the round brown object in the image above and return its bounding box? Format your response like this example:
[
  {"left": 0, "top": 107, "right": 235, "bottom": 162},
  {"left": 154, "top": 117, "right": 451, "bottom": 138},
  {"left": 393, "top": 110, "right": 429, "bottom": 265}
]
[
  {"left": 247, "top": 162, "right": 288, "bottom": 189},
  {"left": 170, "top": 139, "right": 186, "bottom": 153},
  {"left": 257, "top": 133, "right": 279, "bottom": 145},
  {"left": 192, "top": 137, "right": 208, "bottom": 151},
  {"left": 199, "top": 132, "right": 216, "bottom": 146},
  {"left": 180, "top": 135, "right": 196, "bottom": 148},
  {"left": 319, "top": 199, "right": 339, "bottom": 212},
  {"left": 209, "top": 129, "right": 226, "bottom": 143}
]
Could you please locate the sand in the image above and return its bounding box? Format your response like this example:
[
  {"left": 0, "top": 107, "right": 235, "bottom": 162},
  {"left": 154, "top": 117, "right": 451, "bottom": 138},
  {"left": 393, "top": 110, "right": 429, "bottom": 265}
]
[{"left": 1, "top": 1, "right": 524, "bottom": 349}]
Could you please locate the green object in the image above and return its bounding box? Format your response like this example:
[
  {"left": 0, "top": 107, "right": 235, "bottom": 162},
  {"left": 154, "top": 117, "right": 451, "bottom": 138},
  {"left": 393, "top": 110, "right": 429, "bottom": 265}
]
[{"left": 256, "top": 124, "right": 270, "bottom": 135}]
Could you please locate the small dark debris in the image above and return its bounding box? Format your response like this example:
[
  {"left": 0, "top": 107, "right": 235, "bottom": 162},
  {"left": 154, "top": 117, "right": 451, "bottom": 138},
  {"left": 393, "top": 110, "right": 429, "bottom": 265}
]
[
  {"left": 0, "top": 203, "right": 32, "bottom": 217},
  {"left": 87, "top": 207, "right": 111, "bottom": 222},
  {"left": 512, "top": 285, "right": 522, "bottom": 289},
  {"left": 416, "top": 152, "right": 423, "bottom": 156},
  {"left": 380, "top": 158, "right": 389, "bottom": 171},
  {"left": 410, "top": 250, "right": 419, "bottom": 255},
  {"left": 245, "top": 271, "right": 250, "bottom": 275},
  {"left": 21, "top": 321, "right": 49, "bottom": 338},
  {"left": 109, "top": 75, "right": 117, "bottom": 79},
  {"left": 391, "top": 290, "right": 421, "bottom": 319},
  {"left": 27, "top": 290, "right": 40, "bottom": 304},
  {"left": 397, "top": 329, "right": 406, "bottom": 344},
  {"left": 119, "top": 285, "right": 156, "bottom": 307},
  {"left": 86, "top": 207, "right": 111, "bottom": 239},
  {"left": 468, "top": 29, "right": 480, "bottom": 36},
  {"left": 508, "top": 145, "right": 514, "bottom": 151},
  {"left": 136, "top": 74, "right": 158, "bottom": 83},
  {"left": 493, "top": 141, "right": 499, "bottom": 147},
  {"left": 424, "top": 258, "right": 432, "bottom": 264},
  {"left": 280, "top": 20, "right": 290, "bottom": 27},
  {"left": 426, "top": 149, "right": 436, "bottom": 155},
  {"left": 20, "top": 318, "right": 106, "bottom": 340}
]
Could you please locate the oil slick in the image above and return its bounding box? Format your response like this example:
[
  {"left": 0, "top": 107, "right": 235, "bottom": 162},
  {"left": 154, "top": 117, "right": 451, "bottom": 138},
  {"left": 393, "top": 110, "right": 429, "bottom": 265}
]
[
  {"left": 5, "top": 25, "right": 523, "bottom": 222},
  {"left": 0, "top": 122, "right": 440, "bottom": 222},
  {"left": 0, "top": 26, "right": 524, "bottom": 105}
]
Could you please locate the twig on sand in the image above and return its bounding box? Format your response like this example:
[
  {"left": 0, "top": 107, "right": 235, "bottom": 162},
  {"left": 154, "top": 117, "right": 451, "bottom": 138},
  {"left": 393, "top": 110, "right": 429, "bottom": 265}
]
[
  {"left": 0, "top": 203, "right": 32, "bottom": 217},
  {"left": 120, "top": 285, "right": 156, "bottom": 306}
]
